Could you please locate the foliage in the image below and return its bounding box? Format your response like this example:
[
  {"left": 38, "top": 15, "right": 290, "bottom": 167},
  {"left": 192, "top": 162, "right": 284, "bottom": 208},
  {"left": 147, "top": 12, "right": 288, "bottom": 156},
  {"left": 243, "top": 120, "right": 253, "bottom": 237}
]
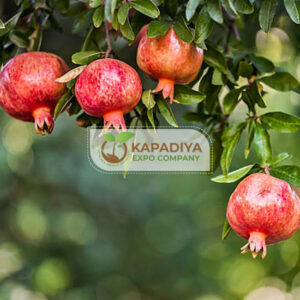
[{"left": 1, "top": 0, "right": 300, "bottom": 250}]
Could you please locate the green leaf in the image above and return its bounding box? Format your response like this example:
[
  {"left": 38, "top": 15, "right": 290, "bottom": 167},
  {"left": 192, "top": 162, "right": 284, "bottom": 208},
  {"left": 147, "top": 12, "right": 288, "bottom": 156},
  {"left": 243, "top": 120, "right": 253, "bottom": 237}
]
[
  {"left": 204, "top": 46, "right": 227, "bottom": 73},
  {"left": 9, "top": 31, "right": 29, "bottom": 48},
  {"left": 222, "top": 218, "right": 232, "bottom": 240},
  {"left": 0, "top": 11, "right": 22, "bottom": 37},
  {"left": 186, "top": 0, "right": 201, "bottom": 21},
  {"left": 212, "top": 164, "right": 254, "bottom": 183},
  {"left": 260, "top": 112, "right": 300, "bottom": 133},
  {"left": 232, "top": 0, "right": 254, "bottom": 14},
  {"left": 147, "top": 20, "right": 172, "bottom": 37},
  {"left": 238, "top": 61, "right": 253, "bottom": 78},
  {"left": 120, "top": 18, "right": 135, "bottom": 40},
  {"left": 130, "top": 0, "right": 160, "bottom": 18},
  {"left": 212, "top": 69, "right": 223, "bottom": 85},
  {"left": 103, "top": 133, "right": 116, "bottom": 142},
  {"left": 221, "top": 127, "right": 244, "bottom": 175},
  {"left": 174, "top": 85, "right": 206, "bottom": 105},
  {"left": 111, "top": 0, "right": 118, "bottom": 17},
  {"left": 259, "top": 0, "right": 277, "bottom": 32},
  {"left": 72, "top": 51, "right": 102, "bottom": 65},
  {"left": 157, "top": 99, "right": 178, "bottom": 127},
  {"left": 117, "top": 2, "right": 130, "bottom": 25},
  {"left": 207, "top": 0, "right": 223, "bottom": 24},
  {"left": 117, "top": 132, "right": 135, "bottom": 143},
  {"left": 271, "top": 152, "right": 291, "bottom": 166},
  {"left": 254, "top": 122, "right": 272, "bottom": 164},
  {"left": 173, "top": 16, "right": 194, "bottom": 43},
  {"left": 182, "top": 112, "right": 207, "bottom": 123},
  {"left": 67, "top": 100, "right": 82, "bottom": 116},
  {"left": 245, "top": 120, "right": 255, "bottom": 159},
  {"left": 93, "top": 6, "right": 104, "bottom": 28},
  {"left": 142, "top": 90, "right": 156, "bottom": 109},
  {"left": 284, "top": 0, "right": 300, "bottom": 24},
  {"left": 270, "top": 165, "right": 300, "bottom": 187},
  {"left": 105, "top": 0, "right": 113, "bottom": 21},
  {"left": 250, "top": 55, "right": 274, "bottom": 73},
  {"left": 246, "top": 82, "right": 266, "bottom": 108},
  {"left": 164, "top": 0, "right": 178, "bottom": 17},
  {"left": 54, "top": 90, "right": 74, "bottom": 120},
  {"left": 0, "top": 19, "right": 5, "bottom": 29},
  {"left": 223, "top": 88, "right": 241, "bottom": 115},
  {"left": 89, "top": 0, "right": 102, "bottom": 8},
  {"left": 195, "top": 7, "right": 214, "bottom": 44},
  {"left": 147, "top": 109, "right": 156, "bottom": 128},
  {"left": 260, "top": 72, "right": 300, "bottom": 92}
]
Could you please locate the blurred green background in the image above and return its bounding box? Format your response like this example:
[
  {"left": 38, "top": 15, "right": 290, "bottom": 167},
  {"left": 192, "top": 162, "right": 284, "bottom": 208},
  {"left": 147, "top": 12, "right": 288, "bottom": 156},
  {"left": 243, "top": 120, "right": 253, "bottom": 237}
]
[{"left": 1, "top": 1, "right": 300, "bottom": 300}]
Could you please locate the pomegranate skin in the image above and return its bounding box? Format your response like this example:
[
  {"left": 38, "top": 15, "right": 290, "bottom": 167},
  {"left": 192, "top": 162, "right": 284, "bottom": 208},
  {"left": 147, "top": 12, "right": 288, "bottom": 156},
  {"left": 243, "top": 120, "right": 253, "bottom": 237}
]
[
  {"left": 227, "top": 173, "right": 300, "bottom": 258},
  {"left": 136, "top": 27, "right": 203, "bottom": 103},
  {"left": 0, "top": 52, "right": 69, "bottom": 135},
  {"left": 75, "top": 58, "right": 142, "bottom": 130}
]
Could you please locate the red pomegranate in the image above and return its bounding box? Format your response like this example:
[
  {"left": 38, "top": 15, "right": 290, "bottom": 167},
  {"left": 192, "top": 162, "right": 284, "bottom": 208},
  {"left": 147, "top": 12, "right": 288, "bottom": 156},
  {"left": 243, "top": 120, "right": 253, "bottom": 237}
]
[
  {"left": 136, "top": 27, "right": 203, "bottom": 103},
  {"left": 0, "top": 52, "right": 69, "bottom": 135},
  {"left": 75, "top": 58, "right": 142, "bottom": 130},
  {"left": 227, "top": 173, "right": 300, "bottom": 259}
]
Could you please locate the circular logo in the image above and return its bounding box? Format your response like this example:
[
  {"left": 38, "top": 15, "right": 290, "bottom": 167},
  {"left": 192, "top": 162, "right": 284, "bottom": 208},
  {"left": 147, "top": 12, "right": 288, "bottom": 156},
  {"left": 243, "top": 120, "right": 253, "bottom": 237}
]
[{"left": 100, "top": 141, "right": 128, "bottom": 164}]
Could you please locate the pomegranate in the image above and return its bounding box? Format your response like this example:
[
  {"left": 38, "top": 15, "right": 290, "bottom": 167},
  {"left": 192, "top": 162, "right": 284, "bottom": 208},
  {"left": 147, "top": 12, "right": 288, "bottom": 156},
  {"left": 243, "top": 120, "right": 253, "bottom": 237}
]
[
  {"left": 0, "top": 52, "right": 69, "bottom": 135},
  {"left": 136, "top": 27, "right": 203, "bottom": 103},
  {"left": 75, "top": 58, "right": 142, "bottom": 130},
  {"left": 227, "top": 173, "right": 300, "bottom": 259}
]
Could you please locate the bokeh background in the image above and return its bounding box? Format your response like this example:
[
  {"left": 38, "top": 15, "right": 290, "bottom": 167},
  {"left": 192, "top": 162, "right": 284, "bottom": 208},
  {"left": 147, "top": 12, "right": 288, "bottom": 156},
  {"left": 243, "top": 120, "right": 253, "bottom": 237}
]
[{"left": 1, "top": 1, "right": 300, "bottom": 299}]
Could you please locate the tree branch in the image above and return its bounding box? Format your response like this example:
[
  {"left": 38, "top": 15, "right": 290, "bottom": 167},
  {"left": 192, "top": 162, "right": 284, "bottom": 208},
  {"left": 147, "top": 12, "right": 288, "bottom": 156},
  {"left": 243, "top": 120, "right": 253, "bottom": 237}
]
[{"left": 105, "top": 21, "right": 113, "bottom": 58}]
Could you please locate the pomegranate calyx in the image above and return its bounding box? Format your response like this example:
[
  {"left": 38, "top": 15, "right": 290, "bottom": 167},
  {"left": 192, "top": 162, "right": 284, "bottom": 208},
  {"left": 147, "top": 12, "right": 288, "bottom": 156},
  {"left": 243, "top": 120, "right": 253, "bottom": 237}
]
[
  {"left": 153, "top": 78, "right": 178, "bottom": 104},
  {"left": 33, "top": 107, "right": 54, "bottom": 136},
  {"left": 240, "top": 232, "right": 267, "bottom": 259},
  {"left": 102, "top": 110, "right": 126, "bottom": 134}
]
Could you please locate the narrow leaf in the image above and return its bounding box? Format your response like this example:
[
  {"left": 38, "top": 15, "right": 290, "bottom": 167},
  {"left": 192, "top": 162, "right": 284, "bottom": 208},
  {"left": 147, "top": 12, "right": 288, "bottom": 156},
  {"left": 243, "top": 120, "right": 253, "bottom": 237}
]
[
  {"left": 260, "top": 72, "right": 300, "bottom": 92},
  {"left": 222, "top": 218, "right": 232, "bottom": 240},
  {"left": 56, "top": 66, "right": 87, "bottom": 83},
  {"left": 72, "top": 51, "right": 103, "bottom": 65},
  {"left": 130, "top": 0, "right": 160, "bottom": 18},
  {"left": 254, "top": 122, "right": 272, "bottom": 164},
  {"left": 174, "top": 85, "right": 206, "bottom": 105},
  {"left": 142, "top": 90, "right": 156, "bottom": 109},
  {"left": 212, "top": 165, "right": 254, "bottom": 183},
  {"left": 120, "top": 17, "right": 135, "bottom": 40},
  {"left": 284, "top": 0, "right": 300, "bottom": 24},
  {"left": 117, "top": 2, "right": 130, "bottom": 25},
  {"left": 259, "top": 0, "right": 277, "bottom": 32},
  {"left": 173, "top": 16, "right": 194, "bottom": 43},
  {"left": 186, "top": 0, "right": 201, "bottom": 21},
  {"left": 147, "top": 20, "right": 172, "bottom": 37},
  {"left": 93, "top": 6, "right": 104, "bottom": 28},
  {"left": 207, "top": 0, "right": 224, "bottom": 24},
  {"left": 157, "top": 99, "right": 178, "bottom": 127},
  {"left": 195, "top": 7, "right": 214, "bottom": 44},
  {"left": 54, "top": 90, "right": 74, "bottom": 120},
  {"left": 270, "top": 165, "right": 300, "bottom": 187},
  {"left": 260, "top": 112, "right": 300, "bottom": 133}
]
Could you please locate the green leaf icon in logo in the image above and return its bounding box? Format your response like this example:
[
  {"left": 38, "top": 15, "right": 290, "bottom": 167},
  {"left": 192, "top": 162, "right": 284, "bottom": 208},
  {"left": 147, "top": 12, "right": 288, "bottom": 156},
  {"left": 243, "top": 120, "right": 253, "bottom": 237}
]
[
  {"left": 116, "top": 132, "right": 134, "bottom": 143},
  {"left": 102, "top": 133, "right": 115, "bottom": 142}
]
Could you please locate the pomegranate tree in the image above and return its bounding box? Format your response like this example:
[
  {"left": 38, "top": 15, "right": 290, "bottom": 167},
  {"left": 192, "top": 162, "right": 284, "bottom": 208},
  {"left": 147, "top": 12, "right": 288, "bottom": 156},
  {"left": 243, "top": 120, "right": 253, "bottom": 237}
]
[
  {"left": 227, "top": 173, "right": 300, "bottom": 259},
  {"left": 136, "top": 27, "right": 203, "bottom": 103},
  {"left": 75, "top": 58, "right": 142, "bottom": 130},
  {"left": 0, "top": 52, "right": 69, "bottom": 135}
]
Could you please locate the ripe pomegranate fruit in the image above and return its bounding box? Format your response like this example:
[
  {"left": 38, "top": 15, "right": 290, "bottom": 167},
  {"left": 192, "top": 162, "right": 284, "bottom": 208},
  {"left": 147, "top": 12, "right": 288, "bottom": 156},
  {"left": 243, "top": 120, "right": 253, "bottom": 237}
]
[
  {"left": 227, "top": 173, "right": 300, "bottom": 259},
  {"left": 0, "top": 52, "right": 69, "bottom": 135},
  {"left": 75, "top": 58, "right": 142, "bottom": 130},
  {"left": 136, "top": 27, "right": 203, "bottom": 103}
]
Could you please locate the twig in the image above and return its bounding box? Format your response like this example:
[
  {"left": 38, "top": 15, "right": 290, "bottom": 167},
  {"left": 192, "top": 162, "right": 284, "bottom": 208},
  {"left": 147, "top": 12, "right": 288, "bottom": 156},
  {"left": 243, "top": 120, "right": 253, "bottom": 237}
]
[
  {"left": 104, "top": 21, "right": 113, "bottom": 58},
  {"left": 222, "top": 7, "right": 241, "bottom": 41}
]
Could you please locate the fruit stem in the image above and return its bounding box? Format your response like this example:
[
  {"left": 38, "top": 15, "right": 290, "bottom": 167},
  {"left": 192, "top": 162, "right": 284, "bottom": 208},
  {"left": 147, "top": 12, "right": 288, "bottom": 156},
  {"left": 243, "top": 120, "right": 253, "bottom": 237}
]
[
  {"left": 153, "top": 78, "right": 176, "bottom": 104},
  {"left": 32, "top": 107, "right": 54, "bottom": 136},
  {"left": 240, "top": 231, "right": 267, "bottom": 259},
  {"left": 105, "top": 21, "right": 113, "bottom": 58}
]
